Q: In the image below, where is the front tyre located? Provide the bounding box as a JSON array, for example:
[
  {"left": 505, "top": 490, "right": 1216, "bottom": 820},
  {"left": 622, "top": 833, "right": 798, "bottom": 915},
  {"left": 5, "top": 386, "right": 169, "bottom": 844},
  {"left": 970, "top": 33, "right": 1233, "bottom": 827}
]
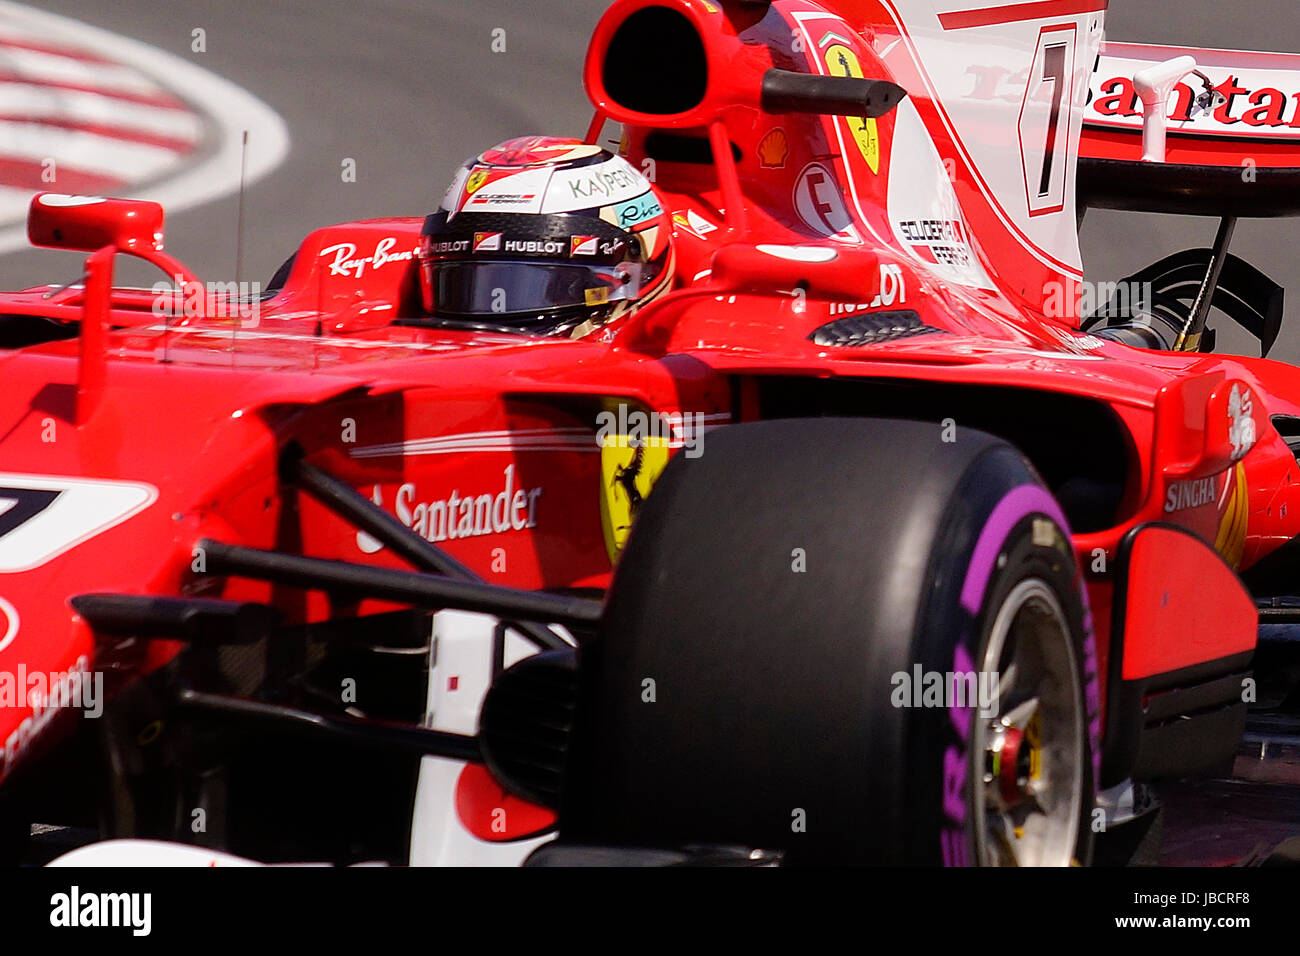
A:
[{"left": 559, "top": 418, "right": 1100, "bottom": 865}]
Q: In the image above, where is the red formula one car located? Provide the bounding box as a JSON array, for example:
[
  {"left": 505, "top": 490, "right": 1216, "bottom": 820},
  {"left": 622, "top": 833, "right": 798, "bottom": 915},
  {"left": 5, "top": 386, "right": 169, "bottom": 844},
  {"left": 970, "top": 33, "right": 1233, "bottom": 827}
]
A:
[{"left": 1, "top": 0, "right": 1298, "bottom": 867}]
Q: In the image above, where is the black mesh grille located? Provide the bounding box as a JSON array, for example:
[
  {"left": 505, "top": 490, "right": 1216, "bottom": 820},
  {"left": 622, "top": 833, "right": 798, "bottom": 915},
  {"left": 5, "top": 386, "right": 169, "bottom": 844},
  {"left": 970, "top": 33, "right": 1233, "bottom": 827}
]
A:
[{"left": 808, "top": 310, "right": 945, "bottom": 347}]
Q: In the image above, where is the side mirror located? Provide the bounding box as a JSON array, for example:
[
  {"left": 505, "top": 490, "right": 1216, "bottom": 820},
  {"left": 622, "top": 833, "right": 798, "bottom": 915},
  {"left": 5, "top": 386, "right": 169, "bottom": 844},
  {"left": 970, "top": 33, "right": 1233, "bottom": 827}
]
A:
[{"left": 27, "top": 193, "right": 165, "bottom": 253}]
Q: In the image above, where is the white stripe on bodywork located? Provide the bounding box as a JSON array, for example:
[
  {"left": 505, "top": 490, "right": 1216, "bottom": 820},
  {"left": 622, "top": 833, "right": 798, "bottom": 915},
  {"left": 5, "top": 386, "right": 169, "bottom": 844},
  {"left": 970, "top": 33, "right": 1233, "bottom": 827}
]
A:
[
  {"left": 0, "top": 473, "right": 157, "bottom": 574},
  {"left": 351, "top": 428, "right": 598, "bottom": 459},
  {"left": 351, "top": 418, "right": 733, "bottom": 459}
]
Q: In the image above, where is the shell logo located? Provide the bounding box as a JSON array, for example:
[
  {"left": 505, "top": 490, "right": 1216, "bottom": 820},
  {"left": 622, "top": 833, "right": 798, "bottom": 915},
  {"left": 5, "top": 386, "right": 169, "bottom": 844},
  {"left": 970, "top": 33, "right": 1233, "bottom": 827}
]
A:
[{"left": 757, "top": 128, "right": 789, "bottom": 169}]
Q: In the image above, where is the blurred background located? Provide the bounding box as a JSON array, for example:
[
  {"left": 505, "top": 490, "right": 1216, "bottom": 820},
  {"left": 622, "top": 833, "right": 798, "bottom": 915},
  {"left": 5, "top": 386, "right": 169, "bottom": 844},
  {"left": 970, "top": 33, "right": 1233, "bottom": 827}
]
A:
[
  {"left": 1, "top": 0, "right": 1298, "bottom": 867},
  {"left": 0, "top": 0, "right": 1296, "bottom": 355}
]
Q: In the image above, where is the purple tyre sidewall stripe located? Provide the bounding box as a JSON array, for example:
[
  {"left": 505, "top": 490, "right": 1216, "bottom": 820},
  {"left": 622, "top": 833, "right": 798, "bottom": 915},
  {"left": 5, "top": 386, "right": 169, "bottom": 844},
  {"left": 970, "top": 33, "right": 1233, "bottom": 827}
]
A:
[
  {"left": 960, "top": 485, "right": 1069, "bottom": 615},
  {"left": 943, "top": 482, "right": 1102, "bottom": 865}
]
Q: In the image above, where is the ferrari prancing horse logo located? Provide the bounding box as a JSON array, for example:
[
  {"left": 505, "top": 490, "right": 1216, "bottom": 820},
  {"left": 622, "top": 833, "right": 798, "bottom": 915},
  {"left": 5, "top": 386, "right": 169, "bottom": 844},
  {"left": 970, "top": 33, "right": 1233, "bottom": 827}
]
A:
[
  {"left": 599, "top": 435, "right": 669, "bottom": 563},
  {"left": 465, "top": 169, "right": 490, "bottom": 195},
  {"left": 824, "top": 43, "right": 881, "bottom": 174}
]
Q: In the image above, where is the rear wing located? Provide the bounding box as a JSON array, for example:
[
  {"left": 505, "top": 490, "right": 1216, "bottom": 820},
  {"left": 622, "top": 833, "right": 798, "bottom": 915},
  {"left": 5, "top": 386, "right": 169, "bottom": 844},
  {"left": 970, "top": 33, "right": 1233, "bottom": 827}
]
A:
[{"left": 1079, "top": 42, "right": 1300, "bottom": 216}]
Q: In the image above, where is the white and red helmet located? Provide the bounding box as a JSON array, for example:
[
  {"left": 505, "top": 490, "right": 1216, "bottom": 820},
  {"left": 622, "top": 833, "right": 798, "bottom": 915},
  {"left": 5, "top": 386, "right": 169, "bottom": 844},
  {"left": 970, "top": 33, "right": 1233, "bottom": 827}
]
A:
[{"left": 419, "top": 136, "right": 674, "bottom": 337}]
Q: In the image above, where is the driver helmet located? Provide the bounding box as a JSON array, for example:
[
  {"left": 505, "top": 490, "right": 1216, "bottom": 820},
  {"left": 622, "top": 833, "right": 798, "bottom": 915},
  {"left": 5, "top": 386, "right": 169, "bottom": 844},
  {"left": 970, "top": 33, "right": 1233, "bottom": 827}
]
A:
[{"left": 418, "top": 136, "right": 674, "bottom": 337}]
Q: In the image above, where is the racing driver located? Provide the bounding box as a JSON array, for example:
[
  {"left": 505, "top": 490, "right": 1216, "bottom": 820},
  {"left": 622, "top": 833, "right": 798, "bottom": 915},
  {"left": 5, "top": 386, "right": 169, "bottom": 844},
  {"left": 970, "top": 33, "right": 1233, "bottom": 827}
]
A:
[{"left": 417, "top": 135, "right": 675, "bottom": 339}]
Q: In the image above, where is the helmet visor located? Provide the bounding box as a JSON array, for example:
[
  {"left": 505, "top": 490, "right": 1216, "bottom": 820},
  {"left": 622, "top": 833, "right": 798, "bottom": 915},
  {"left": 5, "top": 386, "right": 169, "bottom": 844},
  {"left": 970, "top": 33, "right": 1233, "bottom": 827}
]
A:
[{"left": 428, "top": 260, "right": 643, "bottom": 320}]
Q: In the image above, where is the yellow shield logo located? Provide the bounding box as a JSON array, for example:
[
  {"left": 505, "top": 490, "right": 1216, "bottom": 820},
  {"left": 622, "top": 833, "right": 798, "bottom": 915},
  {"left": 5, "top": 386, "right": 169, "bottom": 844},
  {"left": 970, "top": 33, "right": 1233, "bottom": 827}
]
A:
[
  {"left": 824, "top": 44, "right": 880, "bottom": 173},
  {"left": 466, "top": 168, "right": 490, "bottom": 195},
  {"left": 599, "top": 435, "right": 670, "bottom": 563}
]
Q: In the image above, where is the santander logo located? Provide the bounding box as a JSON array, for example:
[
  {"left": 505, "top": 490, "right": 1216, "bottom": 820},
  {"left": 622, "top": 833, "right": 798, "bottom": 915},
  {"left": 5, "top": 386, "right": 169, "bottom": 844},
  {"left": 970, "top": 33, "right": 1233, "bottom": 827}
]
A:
[{"left": 356, "top": 468, "right": 543, "bottom": 554}]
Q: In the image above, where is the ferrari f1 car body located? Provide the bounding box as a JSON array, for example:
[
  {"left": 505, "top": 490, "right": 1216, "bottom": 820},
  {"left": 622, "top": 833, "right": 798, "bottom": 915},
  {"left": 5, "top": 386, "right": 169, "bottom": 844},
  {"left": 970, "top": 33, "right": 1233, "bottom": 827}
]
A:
[{"left": 1, "top": 0, "right": 1299, "bottom": 866}]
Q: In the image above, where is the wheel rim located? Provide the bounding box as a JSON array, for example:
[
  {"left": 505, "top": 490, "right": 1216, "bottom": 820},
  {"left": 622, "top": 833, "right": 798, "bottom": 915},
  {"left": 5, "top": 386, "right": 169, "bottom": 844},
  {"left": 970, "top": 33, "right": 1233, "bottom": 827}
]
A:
[{"left": 971, "top": 577, "right": 1084, "bottom": 867}]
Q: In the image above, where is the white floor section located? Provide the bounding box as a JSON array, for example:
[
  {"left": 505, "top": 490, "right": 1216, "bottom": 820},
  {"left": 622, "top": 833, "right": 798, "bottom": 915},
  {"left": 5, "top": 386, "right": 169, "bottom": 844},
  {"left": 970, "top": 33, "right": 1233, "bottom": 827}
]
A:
[{"left": 409, "top": 610, "right": 558, "bottom": 866}]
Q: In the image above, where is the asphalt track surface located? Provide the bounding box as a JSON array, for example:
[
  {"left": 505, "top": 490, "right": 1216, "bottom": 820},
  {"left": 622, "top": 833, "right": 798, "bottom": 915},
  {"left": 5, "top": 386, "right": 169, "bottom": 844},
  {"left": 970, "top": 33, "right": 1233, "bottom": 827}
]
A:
[{"left": 3, "top": 1, "right": 1300, "bottom": 866}]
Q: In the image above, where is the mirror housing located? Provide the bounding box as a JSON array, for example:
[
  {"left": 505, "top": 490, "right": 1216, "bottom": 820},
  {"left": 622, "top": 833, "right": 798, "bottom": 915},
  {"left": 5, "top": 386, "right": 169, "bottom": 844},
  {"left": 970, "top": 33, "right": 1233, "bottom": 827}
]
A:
[{"left": 27, "top": 193, "right": 165, "bottom": 253}]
